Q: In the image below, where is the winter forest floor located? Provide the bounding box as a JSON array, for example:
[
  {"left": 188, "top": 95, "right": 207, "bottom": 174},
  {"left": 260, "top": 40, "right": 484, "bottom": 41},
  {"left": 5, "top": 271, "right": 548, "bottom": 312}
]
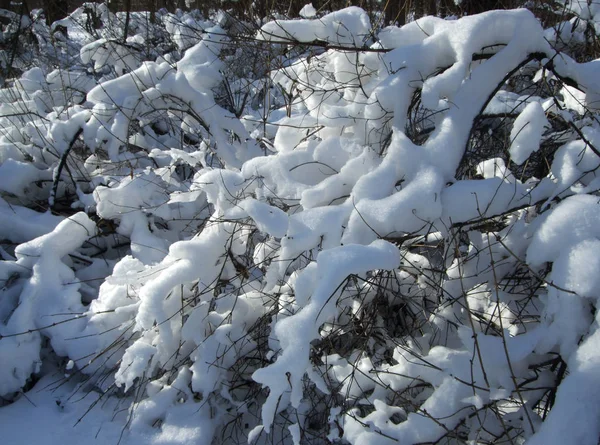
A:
[{"left": 2, "top": 2, "right": 600, "bottom": 445}]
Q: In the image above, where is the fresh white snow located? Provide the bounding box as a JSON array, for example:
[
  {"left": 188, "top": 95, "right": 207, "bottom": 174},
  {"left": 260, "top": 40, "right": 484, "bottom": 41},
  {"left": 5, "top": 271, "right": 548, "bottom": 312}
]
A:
[{"left": 1, "top": 2, "right": 600, "bottom": 445}]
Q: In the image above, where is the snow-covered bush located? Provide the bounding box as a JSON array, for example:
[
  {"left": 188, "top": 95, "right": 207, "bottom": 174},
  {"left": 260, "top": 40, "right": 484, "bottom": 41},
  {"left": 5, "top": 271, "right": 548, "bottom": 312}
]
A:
[{"left": 1, "top": 4, "right": 600, "bottom": 445}]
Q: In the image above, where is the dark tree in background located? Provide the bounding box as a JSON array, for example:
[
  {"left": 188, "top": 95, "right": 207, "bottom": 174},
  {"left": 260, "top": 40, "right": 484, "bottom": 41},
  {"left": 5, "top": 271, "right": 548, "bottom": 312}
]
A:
[
  {"left": 44, "top": 0, "right": 69, "bottom": 24},
  {"left": 0, "top": 0, "right": 557, "bottom": 27}
]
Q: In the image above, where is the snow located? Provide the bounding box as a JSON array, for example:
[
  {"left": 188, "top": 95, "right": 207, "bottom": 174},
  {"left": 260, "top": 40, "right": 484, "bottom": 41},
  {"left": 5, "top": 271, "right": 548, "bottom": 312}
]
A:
[
  {"left": 299, "top": 3, "right": 317, "bottom": 18},
  {"left": 227, "top": 198, "right": 289, "bottom": 238},
  {"left": 1, "top": 4, "right": 600, "bottom": 445},
  {"left": 0, "top": 197, "right": 62, "bottom": 243},
  {"left": 258, "top": 7, "right": 371, "bottom": 46},
  {"left": 252, "top": 240, "right": 400, "bottom": 432},
  {"left": 509, "top": 101, "right": 550, "bottom": 165},
  {"left": 0, "top": 159, "right": 51, "bottom": 197},
  {"left": 526, "top": 194, "right": 600, "bottom": 445},
  {"left": 0, "top": 372, "right": 215, "bottom": 445}
]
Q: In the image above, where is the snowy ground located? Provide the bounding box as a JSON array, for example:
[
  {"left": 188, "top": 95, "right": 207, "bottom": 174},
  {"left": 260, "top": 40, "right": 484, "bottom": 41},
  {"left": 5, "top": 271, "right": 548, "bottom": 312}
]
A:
[
  {"left": 1, "top": 374, "right": 140, "bottom": 445},
  {"left": 1, "top": 371, "right": 210, "bottom": 445}
]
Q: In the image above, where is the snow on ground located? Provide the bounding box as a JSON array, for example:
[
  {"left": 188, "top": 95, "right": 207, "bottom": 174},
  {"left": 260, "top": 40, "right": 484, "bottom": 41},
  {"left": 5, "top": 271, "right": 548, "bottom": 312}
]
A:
[
  {"left": 1, "top": 375, "right": 137, "bottom": 445},
  {"left": 0, "top": 371, "right": 211, "bottom": 445}
]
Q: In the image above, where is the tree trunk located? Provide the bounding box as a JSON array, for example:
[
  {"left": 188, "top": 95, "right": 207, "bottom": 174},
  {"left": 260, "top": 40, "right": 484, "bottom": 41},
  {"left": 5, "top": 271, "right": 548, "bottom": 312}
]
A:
[
  {"left": 123, "top": 0, "right": 131, "bottom": 42},
  {"left": 439, "top": 0, "right": 455, "bottom": 17},
  {"left": 427, "top": 0, "right": 436, "bottom": 16},
  {"left": 385, "top": 0, "right": 408, "bottom": 26}
]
